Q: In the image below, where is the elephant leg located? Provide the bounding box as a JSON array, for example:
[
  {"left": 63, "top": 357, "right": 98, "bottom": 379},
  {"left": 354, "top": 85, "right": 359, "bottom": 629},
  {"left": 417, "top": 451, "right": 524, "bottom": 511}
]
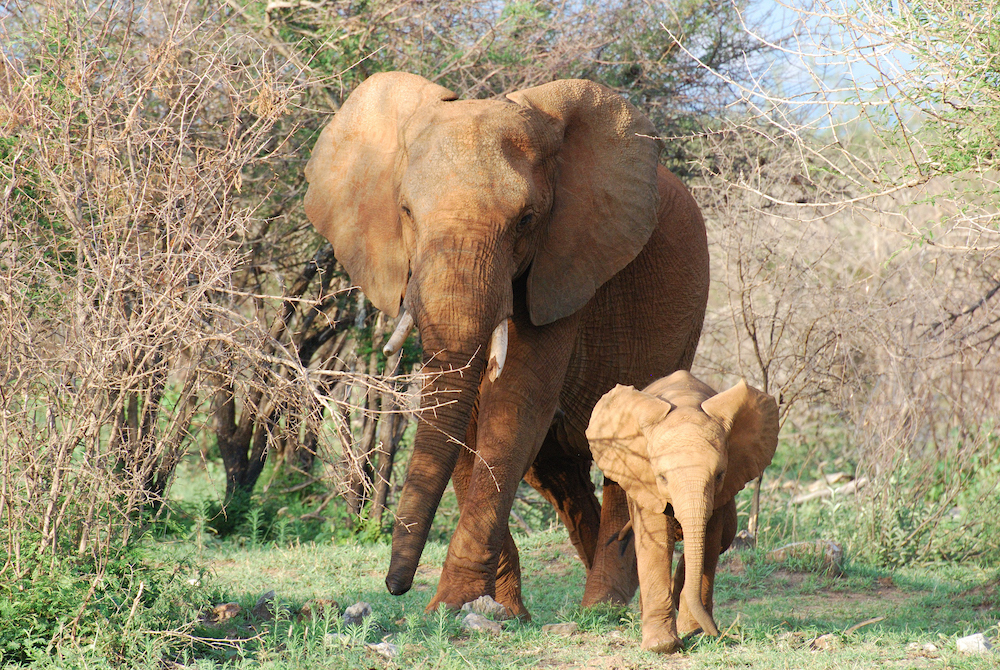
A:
[
  {"left": 628, "top": 497, "right": 680, "bottom": 653},
  {"left": 445, "top": 405, "right": 528, "bottom": 619},
  {"left": 582, "top": 478, "right": 639, "bottom": 607},
  {"left": 523, "top": 422, "right": 601, "bottom": 571},
  {"left": 674, "top": 498, "right": 733, "bottom": 635},
  {"left": 493, "top": 528, "right": 526, "bottom": 618},
  {"left": 428, "top": 309, "right": 579, "bottom": 617}
]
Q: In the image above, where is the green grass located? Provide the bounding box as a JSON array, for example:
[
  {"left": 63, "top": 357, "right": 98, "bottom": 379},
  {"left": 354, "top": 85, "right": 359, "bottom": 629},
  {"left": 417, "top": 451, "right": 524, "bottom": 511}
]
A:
[{"left": 90, "top": 527, "right": 999, "bottom": 670}]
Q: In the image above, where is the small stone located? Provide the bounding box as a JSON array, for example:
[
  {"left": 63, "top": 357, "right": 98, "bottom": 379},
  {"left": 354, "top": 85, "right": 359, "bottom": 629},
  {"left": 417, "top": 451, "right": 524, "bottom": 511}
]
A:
[
  {"left": 461, "top": 595, "right": 510, "bottom": 620},
  {"left": 957, "top": 633, "right": 992, "bottom": 654},
  {"left": 541, "top": 622, "right": 579, "bottom": 636},
  {"left": 908, "top": 641, "right": 939, "bottom": 654},
  {"left": 343, "top": 601, "right": 373, "bottom": 627},
  {"left": 298, "top": 598, "right": 339, "bottom": 622},
  {"left": 366, "top": 641, "right": 399, "bottom": 659},
  {"left": 461, "top": 612, "right": 502, "bottom": 635},
  {"left": 730, "top": 530, "right": 756, "bottom": 550},
  {"left": 811, "top": 633, "right": 840, "bottom": 650},
  {"left": 776, "top": 631, "right": 808, "bottom": 648},
  {"left": 201, "top": 602, "right": 241, "bottom": 624},
  {"left": 252, "top": 590, "right": 276, "bottom": 621}
]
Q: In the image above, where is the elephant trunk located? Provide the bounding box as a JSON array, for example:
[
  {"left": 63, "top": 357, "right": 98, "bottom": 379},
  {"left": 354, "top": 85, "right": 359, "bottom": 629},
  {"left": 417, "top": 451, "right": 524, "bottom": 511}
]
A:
[
  {"left": 386, "top": 348, "right": 483, "bottom": 595},
  {"left": 675, "top": 498, "right": 719, "bottom": 637},
  {"left": 385, "top": 233, "right": 508, "bottom": 596}
]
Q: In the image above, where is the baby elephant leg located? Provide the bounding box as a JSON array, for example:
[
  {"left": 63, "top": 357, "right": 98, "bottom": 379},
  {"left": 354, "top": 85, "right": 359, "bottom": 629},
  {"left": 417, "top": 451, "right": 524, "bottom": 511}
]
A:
[{"left": 629, "top": 497, "right": 681, "bottom": 653}]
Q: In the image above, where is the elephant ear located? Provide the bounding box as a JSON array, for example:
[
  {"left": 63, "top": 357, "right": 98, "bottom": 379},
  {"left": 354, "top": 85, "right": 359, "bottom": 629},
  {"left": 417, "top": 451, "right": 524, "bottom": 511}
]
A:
[
  {"left": 586, "top": 385, "right": 674, "bottom": 513},
  {"left": 701, "top": 380, "right": 780, "bottom": 504},
  {"left": 304, "top": 72, "right": 457, "bottom": 316},
  {"left": 506, "top": 81, "right": 662, "bottom": 326}
]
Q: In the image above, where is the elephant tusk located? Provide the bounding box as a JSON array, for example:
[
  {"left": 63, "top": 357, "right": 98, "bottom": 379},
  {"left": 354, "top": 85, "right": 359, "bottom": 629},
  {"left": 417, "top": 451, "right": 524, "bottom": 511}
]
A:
[
  {"left": 617, "top": 518, "right": 634, "bottom": 544},
  {"left": 383, "top": 309, "right": 415, "bottom": 356},
  {"left": 486, "top": 319, "right": 508, "bottom": 383}
]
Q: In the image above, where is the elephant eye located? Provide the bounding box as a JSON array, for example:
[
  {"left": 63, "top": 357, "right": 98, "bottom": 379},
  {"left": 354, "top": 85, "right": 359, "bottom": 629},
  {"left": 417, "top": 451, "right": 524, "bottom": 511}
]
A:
[
  {"left": 515, "top": 212, "right": 533, "bottom": 232},
  {"left": 400, "top": 204, "right": 412, "bottom": 218},
  {"left": 715, "top": 471, "right": 725, "bottom": 483}
]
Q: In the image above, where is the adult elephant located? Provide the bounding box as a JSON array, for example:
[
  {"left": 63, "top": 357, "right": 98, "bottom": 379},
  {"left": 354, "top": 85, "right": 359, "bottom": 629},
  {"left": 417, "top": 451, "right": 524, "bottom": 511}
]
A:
[{"left": 304, "top": 72, "right": 709, "bottom": 618}]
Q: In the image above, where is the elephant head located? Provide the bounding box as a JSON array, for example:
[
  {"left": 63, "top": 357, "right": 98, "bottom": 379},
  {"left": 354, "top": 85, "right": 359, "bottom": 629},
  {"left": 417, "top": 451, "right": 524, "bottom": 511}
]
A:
[
  {"left": 304, "top": 72, "right": 662, "bottom": 595},
  {"left": 586, "top": 371, "right": 779, "bottom": 636}
]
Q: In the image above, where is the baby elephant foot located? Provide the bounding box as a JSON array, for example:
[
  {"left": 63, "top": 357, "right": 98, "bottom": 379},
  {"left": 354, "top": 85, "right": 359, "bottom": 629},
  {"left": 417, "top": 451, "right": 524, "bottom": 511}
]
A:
[
  {"left": 641, "top": 628, "right": 682, "bottom": 654},
  {"left": 640, "top": 613, "right": 682, "bottom": 654}
]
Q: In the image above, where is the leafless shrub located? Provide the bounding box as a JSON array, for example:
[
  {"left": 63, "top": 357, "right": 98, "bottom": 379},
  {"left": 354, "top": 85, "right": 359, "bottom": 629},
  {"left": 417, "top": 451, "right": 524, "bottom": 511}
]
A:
[
  {"left": 259, "top": 0, "right": 774, "bottom": 117},
  {"left": 676, "top": 0, "right": 1000, "bottom": 561},
  {"left": 0, "top": 0, "right": 379, "bottom": 580}
]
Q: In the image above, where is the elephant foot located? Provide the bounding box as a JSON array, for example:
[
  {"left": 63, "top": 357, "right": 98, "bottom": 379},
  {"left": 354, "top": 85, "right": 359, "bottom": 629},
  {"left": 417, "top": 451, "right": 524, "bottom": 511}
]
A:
[
  {"left": 581, "top": 552, "right": 637, "bottom": 607},
  {"left": 425, "top": 585, "right": 476, "bottom": 615},
  {"left": 425, "top": 590, "right": 528, "bottom": 620},
  {"left": 581, "top": 585, "right": 632, "bottom": 608},
  {"left": 494, "top": 580, "right": 530, "bottom": 620},
  {"left": 427, "top": 573, "right": 530, "bottom": 620},
  {"left": 495, "top": 530, "right": 530, "bottom": 619},
  {"left": 641, "top": 629, "right": 682, "bottom": 654}
]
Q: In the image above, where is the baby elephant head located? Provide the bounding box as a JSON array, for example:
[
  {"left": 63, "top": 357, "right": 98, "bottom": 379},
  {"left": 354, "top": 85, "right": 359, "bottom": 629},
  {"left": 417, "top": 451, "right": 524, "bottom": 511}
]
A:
[{"left": 587, "top": 370, "right": 779, "bottom": 638}]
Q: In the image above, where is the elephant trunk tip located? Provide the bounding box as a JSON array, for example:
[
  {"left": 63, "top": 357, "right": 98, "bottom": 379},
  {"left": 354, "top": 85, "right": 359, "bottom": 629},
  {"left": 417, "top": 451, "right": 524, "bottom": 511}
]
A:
[{"left": 386, "top": 571, "right": 414, "bottom": 596}]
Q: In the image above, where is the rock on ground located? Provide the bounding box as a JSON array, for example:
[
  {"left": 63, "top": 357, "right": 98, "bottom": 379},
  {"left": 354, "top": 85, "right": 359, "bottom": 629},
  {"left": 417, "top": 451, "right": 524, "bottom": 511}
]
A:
[
  {"left": 461, "top": 595, "right": 510, "bottom": 620},
  {"left": 541, "top": 622, "right": 579, "bottom": 636},
  {"left": 297, "top": 598, "right": 339, "bottom": 623},
  {"left": 957, "top": 633, "right": 992, "bottom": 654},
  {"left": 201, "top": 602, "right": 241, "bottom": 624},
  {"left": 343, "top": 601, "right": 373, "bottom": 627},
  {"left": 252, "top": 590, "right": 276, "bottom": 621},
  {"left": 366, "top": 641, "right": 399, "bottom": 659},
  {"left": 461, "top": 612, "right": 502, "bottom": 635},
  {"left": 767, "top": 540, "right": 844, "bottom": 576}
]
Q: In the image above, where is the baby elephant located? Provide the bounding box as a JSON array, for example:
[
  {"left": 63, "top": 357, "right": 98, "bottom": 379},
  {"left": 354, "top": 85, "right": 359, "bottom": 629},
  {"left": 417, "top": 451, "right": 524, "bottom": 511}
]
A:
[{"left": 586, "top": 370, "right": 779, "bottom": 653}]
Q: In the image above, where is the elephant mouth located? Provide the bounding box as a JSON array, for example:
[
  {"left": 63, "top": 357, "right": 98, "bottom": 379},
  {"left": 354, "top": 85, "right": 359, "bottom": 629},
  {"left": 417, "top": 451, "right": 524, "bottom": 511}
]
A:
[{"left": 383, "top": 304, "right": 510, "bottom": 383}]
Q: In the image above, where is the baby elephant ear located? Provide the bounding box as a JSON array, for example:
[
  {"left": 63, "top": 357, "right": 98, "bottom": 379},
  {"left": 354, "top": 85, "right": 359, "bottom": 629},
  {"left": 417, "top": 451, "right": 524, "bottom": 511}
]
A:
[
  {"left": 587, "top": 385, "right": 673, "bottom": 513},
  {"left": 701, "top": 380, "right": 780, "bottom": 505}
]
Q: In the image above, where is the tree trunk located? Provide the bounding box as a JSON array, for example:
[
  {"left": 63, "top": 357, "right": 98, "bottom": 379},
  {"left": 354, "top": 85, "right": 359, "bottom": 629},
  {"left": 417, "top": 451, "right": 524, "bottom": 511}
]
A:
[{"left": 385, "top": 348, "right": 484, "bottom": 595}]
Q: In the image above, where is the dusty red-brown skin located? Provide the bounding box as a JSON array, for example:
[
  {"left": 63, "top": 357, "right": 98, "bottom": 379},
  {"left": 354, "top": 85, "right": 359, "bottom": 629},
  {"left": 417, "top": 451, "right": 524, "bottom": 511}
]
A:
[{"left": 304, "top": 72, "right": 711, "bottom": 619}]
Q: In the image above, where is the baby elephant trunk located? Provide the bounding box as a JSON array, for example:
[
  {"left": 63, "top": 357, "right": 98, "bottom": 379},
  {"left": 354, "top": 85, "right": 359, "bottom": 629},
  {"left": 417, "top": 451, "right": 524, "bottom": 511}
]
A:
[{"left": 675, "top": 501, "right": 720, "bottom": 637}]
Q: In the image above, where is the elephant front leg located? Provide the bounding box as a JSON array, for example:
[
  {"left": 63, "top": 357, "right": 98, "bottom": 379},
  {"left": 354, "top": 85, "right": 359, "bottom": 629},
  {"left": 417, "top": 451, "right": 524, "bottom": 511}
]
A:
[
  {"left": 441, "top": 422, "right": 529, "bottom": 619},
  {"left": 673, "top": 499, "right": 732, "bottom": 635},
  {"left": 429, "top": 311, "right": 578, "bottom": 618},
  {"left": 629, "top": 497, "right": 681, "bottom": 653}
]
